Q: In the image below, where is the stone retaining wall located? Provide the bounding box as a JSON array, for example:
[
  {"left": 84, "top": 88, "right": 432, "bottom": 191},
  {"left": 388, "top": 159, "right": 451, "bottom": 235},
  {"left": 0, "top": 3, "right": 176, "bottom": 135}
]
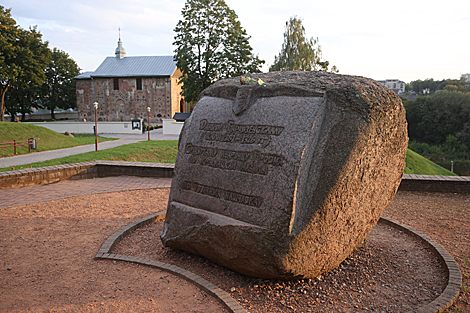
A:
[
  {"left": 1, "top": 163, "right": 469, "bottom": 192},
  {"left": 399, "top": 174, "right": 470, "bottom": 193},
  {"left": 0, "top": 161, "right": 174, "bottom": 189}
]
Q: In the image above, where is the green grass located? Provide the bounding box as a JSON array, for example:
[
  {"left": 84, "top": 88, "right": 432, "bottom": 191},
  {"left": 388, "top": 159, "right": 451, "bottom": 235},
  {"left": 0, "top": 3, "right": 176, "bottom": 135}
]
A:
[
  {"left": 0, "top": 135, "right": 457, "bottom": 177},
  {"left": 404, "top": 149, "right": 457, "bottom": 176},
  {"left": 0, "top": 122, "right": 116, "bottom": 158},
  {"left": 0, "top": 140, "right": 179, "bottom": 172}
]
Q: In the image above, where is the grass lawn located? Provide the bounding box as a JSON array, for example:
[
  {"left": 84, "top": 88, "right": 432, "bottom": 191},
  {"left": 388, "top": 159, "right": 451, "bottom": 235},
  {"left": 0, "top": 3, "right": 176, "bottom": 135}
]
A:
[
  {"left": 404, "top": 149, "right": 456, "bottom": 176},
  {"left": 0, "top": 122, "right": 116, "bottom": 158},
  {"left": 0, "top": 140, "right": 179, "bottom": 172},
  {"left": 0, "top": 135, "right": 459, "bottom": 177}
]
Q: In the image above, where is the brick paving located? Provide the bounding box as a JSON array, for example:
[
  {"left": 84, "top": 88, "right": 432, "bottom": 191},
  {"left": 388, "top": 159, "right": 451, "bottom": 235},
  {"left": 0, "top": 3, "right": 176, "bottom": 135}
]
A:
[{"left": 0, "top": 176, "right": 172, "bottom": 210}]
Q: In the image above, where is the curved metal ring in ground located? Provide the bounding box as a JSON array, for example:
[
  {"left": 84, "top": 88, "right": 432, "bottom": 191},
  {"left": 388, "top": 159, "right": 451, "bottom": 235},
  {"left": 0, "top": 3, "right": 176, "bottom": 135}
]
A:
[{"left": 96, "top": 213, "right": 461, "bottom": 313}]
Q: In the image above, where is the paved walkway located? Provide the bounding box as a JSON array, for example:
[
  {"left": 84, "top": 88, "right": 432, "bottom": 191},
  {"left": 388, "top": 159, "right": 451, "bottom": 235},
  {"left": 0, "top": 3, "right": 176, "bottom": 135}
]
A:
[
  {"left": 0, "top": 128, "right": 179, "bottom": 168},
  {"left": 0, "top": 176, "right": 172, "bottom": 210}
]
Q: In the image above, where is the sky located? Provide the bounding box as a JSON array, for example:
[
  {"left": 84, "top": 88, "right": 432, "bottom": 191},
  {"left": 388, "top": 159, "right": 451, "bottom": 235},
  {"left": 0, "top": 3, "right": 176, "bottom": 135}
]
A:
[{"left": 3, "top": 0, "right": 470, "bottom": 83}]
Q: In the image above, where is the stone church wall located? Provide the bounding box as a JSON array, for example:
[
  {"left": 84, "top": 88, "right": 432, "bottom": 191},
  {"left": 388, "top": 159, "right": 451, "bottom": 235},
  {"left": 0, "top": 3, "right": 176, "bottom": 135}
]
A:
[{"left": 76, "top": 74, "right": 184, "bottom": 123}]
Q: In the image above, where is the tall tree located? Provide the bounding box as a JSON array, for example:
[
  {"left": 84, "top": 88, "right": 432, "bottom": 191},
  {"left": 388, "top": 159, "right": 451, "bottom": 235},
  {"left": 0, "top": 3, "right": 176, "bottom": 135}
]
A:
[
  {"left": 173, "top": 0, "right": 264, "bottom": 103},
  {"left": 4, "top": 84, "right": 38, "bottom": 121},
  {"left": 270, "top": 16, "right": 337, "bottom": 73},
  {"left": 39, "top": 47, "right": 80, "bottom": 119},
  {"left": 0, "top": 6, "right": 50, "bottom": 121}
]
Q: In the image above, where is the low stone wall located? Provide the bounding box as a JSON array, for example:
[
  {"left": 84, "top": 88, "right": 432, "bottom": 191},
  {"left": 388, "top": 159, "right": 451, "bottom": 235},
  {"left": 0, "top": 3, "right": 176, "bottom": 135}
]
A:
[
  {"left": 0, "top": 161, "right": 174, "bottom": 189},
  {"left": 400, "top": 174, "right": 470, "bottom": 193},
  {"left": 162, "top": 119, "right": 184, "bottom": 135},
  {"left": 26, "top": 121, "right": 143, "bottom": 134},
  {"left": 1, "top": 165, "right": 470, "bottom": 192}
]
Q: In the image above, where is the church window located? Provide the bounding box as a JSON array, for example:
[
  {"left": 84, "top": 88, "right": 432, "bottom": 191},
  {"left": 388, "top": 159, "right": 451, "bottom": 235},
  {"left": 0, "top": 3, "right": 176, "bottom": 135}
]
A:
[
  {"left": 136, "top": 78, "right": 142, "bottom": 90},
  {"left": 113, "top": 78, "right": 119, "bottom": 90}
]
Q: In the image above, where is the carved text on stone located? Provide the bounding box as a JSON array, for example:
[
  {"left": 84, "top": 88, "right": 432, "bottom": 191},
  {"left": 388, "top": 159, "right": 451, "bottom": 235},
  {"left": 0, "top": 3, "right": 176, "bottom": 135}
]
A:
[
  {"left": 181, "top": 181, "right": 263, "bottom": 208},
  {"left": 185, "top": 143, "right": 285, "bottom": 175}
]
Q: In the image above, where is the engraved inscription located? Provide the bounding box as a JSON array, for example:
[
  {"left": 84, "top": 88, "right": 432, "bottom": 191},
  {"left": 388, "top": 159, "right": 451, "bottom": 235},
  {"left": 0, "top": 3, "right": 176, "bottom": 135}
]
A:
[
  {"left": 182, "top": 181, "right": 263, "bottom": 208},
  {"left": 199, "top": 119, "right": 284, "bottom": 147},
  {"left": 185, "top": 143, "right": 285, "bottom": 175}
]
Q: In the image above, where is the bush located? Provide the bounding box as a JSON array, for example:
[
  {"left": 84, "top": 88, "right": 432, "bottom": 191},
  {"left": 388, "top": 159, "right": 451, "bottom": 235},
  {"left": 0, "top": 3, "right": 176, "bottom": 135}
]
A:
[
  {"left": 144, "top": 124, "right": 163, "bottom": 131},
  {"left": 408, "top": 136, "right": 469, "bottom": 160}
]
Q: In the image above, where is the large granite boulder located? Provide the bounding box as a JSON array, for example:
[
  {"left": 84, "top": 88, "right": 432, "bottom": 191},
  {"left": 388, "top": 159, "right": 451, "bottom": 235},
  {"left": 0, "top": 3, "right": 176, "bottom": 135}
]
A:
[{"left": 161, "top": 71, "right": 408, "bottom": 279}]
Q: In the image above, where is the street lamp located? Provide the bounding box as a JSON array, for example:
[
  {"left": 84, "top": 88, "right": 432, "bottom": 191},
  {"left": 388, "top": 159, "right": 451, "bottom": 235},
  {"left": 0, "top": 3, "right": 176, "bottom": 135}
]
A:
[
  {"left": 147, "top": 107, "right": 151, "bottom": 141},
  {"left": 94, "top": 102, "right": 98, "bottom": 151}
]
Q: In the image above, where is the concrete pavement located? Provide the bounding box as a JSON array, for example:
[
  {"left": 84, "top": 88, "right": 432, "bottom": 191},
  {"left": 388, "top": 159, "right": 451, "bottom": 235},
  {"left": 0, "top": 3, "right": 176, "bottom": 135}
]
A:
[{"left": 0, "top": 128, "right": 179, "bottom": 168}]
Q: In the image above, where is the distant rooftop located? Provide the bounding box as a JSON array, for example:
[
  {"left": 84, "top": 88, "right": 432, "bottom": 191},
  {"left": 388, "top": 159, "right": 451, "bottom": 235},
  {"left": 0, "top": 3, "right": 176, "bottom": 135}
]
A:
[
  {"left": 74, "top": 56, "right": 177, "bottom": 79},
  {"left": 75, "top": 71, "right": 94, "bottom": 79},
  {"left": 93, "top": 56, "right": 177, "bottom": 77},
  {"left": 74, "top": 34, "right": 178, "bottom": 79},
  {"left": 173, "top": 112, "right": 191, "bottom": 121}
]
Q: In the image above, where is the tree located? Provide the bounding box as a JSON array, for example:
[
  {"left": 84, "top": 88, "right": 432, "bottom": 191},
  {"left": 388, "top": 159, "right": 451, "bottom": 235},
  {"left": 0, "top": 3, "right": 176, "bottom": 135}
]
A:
[
  {"left": 0, "top": 6, "right": 50, "bottom": 121},
  {"left": 270, "top": 16, "right": 337, "bottom": 73},
  {"left": 405, "top": 91, "right": 470, "bottom": 147},
  {"left": 173, "top": 0, "right": 264, "bottom": 103},
  {"left": 410, "top": 77, "right": 468, "bottom": 94},
  {"left": 4, "top": 84, "right": 38, "bottom": 121},
  {"left": 38, "top": 47, "right": 80, "bottom": 119}
]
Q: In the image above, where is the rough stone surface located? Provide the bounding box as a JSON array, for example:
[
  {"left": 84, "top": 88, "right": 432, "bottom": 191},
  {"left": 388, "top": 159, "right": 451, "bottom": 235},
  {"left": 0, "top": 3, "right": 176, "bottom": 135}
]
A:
[{"left": 160, "top": 71, "right": 408, "bottom": 279}]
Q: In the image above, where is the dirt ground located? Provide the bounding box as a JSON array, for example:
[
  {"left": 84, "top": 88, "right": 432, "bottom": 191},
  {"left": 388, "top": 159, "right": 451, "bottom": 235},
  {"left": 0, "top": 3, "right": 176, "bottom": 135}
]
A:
[
  {"left": 0, "top": 189, "right": 227, "bottom": 313},
  {"left": 0, "top": 188, "right": 469, "bottom": 312}
]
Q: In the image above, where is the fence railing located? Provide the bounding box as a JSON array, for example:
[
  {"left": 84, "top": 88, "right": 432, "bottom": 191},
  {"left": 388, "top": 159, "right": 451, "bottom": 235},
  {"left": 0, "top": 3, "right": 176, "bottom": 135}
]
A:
[{"left": 0, "top": 139, "right": 36, "bottom": 155}]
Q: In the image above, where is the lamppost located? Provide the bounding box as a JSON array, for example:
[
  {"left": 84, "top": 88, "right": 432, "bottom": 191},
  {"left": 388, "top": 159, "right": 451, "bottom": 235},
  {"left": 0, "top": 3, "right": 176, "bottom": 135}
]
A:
[
  {"left": 147, "top": 107, "right": 151, "bottom": 141},
  {"left": 94, "top": 102, "right": 98, "bottom": 151}
]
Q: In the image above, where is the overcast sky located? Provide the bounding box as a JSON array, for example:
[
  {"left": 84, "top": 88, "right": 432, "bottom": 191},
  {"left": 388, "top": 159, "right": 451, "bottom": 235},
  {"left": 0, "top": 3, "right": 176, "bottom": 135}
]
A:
[{"left": 3, "top": 0, "right": 469, "bottom": 83}]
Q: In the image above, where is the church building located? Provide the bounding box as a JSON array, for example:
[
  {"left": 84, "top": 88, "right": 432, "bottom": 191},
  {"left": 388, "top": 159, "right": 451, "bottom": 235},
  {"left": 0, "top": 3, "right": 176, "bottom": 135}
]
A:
[{"left": 75, "top": 36, "right": 187, "bottom": 123}]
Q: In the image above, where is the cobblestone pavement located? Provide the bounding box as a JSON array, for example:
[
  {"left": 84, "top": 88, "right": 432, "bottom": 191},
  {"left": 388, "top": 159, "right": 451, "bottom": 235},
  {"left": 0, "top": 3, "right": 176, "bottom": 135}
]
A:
[{"left": 0, "top": 176, "right": 172, "bottom": 209}]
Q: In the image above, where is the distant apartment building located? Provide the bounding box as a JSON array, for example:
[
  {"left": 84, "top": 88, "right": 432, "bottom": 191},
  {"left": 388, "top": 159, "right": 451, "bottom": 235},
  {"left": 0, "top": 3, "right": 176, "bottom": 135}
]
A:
[
  {"left": 75, "top": 36, "right": 187, "bottom": 123},
  {"left": 376, "top": 79, "right": 406, "bottom": 94},
  {"left": 462, "top": 73, "right": 470, "bottom": 88}
]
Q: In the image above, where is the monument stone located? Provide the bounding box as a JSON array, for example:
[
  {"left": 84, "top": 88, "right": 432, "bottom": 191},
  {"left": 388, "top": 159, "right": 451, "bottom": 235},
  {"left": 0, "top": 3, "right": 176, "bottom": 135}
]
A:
[{"left": 161, "top": 71, "right": 408, "bottom": 279}]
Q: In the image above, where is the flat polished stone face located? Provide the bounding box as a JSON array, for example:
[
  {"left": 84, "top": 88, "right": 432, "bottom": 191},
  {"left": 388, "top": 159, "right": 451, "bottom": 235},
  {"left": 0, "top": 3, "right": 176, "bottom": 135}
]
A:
[{"left": 161, "top": 71, "right": 408, "bottom": 279}]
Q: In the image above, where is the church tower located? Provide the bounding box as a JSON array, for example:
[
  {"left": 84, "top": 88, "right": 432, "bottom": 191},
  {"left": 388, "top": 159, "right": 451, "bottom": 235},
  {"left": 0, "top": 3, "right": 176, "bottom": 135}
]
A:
[{"left": 115, "top": 28, "right": 126, "bottom": 59}]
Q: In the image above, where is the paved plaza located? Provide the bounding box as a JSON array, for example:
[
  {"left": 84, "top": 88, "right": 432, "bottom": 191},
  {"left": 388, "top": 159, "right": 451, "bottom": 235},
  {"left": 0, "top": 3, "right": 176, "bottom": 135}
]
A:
[{"left": 0, "top": 176, "right": 172, "bottom": 210}]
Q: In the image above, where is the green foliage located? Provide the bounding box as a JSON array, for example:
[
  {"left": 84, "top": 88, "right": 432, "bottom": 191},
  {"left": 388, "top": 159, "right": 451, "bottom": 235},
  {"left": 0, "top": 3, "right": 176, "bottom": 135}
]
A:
[
  {"left": 0, "top": 140, "right": 179, "bottom": 172},
  {"left": 408, "top": 137, "right": 469, "bottom": 160},
  {"left": 38, "top": 47, "right": 81, "bottom": 119},
  {"left": 173, "top": 0, "right": 264, "bottom": 103},
  {"left": 0, "top": 6, "right": 50, "bottom": 121},
  {"left": 410, "top": 77, "right": 468, "bottom": 94},
  {"left": 404, "top": 149, "right": 457, "bottom": 176},
  {"left": 405, "top": 91, "right": 470, "bottom": 153},
  {"left": 269, "top": 16, "right": 337, "bottom": 73},
  {"left": 443, "top": 85, "right": 458, "bottom": 92},
  {"left": 144, "top": 124, "right": 162, "bottom": 131},
  {"left": 4, "top": 84, "right": 38, "bottom": 121},
  {"left": 0, "top": 121, "right": 115, "bottom": 158}
]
